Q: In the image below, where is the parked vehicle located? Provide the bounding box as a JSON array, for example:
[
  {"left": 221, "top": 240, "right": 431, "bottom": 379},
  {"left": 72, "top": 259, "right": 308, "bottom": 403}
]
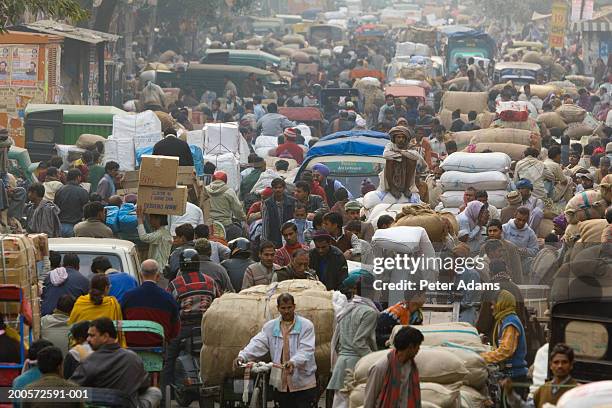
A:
[
  {"left": 24, "top": 104, "right": 125, "bottom": 162},
  {"left": 493, "top": 62, "right": 542, "bottom": 86},
  {"left": 48, "top": 237, "right": 141, "bottom": 281},
  {"left": 200, "top": 49, "right": 281, "bottom": 69},
  {"left": 444, "top": 28, "right": 496, "bottom": 73}
]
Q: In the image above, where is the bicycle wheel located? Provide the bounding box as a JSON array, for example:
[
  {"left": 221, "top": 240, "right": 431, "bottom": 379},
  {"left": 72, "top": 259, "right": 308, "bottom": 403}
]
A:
[{"left": 250, "top": 386, "right": 261, "bottom": 408}]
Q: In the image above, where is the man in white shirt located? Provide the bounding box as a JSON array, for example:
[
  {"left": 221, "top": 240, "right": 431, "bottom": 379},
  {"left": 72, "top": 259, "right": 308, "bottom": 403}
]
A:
[{"left": 169, "top": 202, "right": 204, "bottom": 236}]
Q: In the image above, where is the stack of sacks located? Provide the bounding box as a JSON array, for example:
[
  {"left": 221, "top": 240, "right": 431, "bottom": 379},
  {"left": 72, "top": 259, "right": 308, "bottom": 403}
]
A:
[
  {"left": 366, "top": 203, "right": 410, "bottom": 229},
  {"left": 555, "top": 104, "right": 593, "bottom": 140},
  {"left": 458, "top": 127, "right": 540, "bottom": 161},
  {"left": 537, "top": 111, "right": 567, "bottom": 135},
  {"left": 438, "top": 152, "right": 512, "bottom": 211},
  {"left": 200, "top": 279, "right": 334, "bottom": 386},
  {"left": 438, "top": 91, "right": 493, "bottom": 130},
  {"left": 362, "top": 189, "right": 419, "bottom": 217},
  {"left": 548, "top": 81, "right": 579, "bottom": 97},
  {"left": 529, "top": 84, "right": 562, "bottom": 99},
  {"left": 346, "top": 323, "right": 490, "bottom": 408}
]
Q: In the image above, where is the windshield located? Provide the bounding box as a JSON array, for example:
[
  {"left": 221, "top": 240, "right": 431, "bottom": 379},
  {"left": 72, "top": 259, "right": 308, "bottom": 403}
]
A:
[
  {"left": 54, "top": 252, "right": 123, "bottom": 279},
  {"left": 308, "top": 158, "right": 384, "bottom": 197}
]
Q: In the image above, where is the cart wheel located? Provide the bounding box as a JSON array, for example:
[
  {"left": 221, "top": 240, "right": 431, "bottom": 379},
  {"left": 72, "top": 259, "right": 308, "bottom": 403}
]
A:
[
  {"left": 174, "top": 386, "right": 194, "bottom": 407},
  {"left": 250, "top": 386, "right": 261, "bottom": 408}
]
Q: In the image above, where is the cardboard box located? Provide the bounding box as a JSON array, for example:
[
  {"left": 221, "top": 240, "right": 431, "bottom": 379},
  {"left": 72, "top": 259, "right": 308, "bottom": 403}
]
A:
[
  {"left": 139, "top": 155, "right": 179, "bottom": 187},
  {"left": 177, "top": 166, "right": 195, "bottom": 186},
  {"left": 121, "top": 170, "right": 140, "bottom": 189},
  {"left": 138, "top": 185, "right": 187, "bottom": 215}
]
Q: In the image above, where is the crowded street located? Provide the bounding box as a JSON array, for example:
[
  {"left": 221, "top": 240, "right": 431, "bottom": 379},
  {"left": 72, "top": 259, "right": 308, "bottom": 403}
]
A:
[{"left": 0, "top": 0, "right": 612, "bottom": 407}]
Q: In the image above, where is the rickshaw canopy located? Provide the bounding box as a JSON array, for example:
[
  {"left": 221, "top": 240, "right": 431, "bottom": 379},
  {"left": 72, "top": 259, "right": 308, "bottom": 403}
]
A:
[{"left": 278, "top": 107, "right": 323, "bottom": 122}]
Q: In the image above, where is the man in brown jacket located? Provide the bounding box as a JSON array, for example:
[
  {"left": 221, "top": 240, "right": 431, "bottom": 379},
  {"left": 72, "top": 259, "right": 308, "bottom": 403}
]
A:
[{"left": 73, "top": 201, "right": 113, "bottom": 238}]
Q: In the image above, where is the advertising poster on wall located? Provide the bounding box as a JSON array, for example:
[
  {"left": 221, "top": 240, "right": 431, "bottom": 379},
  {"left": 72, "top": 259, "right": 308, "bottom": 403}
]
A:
[
  {"left": 11, "top": 46, "right": 38, "bottom": 87},
  {"left": 0, "top": 47, "right": 10, "bottom": 87}
]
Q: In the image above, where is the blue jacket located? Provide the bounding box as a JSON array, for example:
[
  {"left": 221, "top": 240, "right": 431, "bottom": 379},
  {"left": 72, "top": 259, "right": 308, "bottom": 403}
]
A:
[
  {"left": 499, "top": 314, "right": 528, "bottom": 378},
  {"left": 41, "top": 268, "right": 89, "bottom": 316},
  {"left": 106, "top": 270, "right": 138, "bottom": 303},
  {"left": 502, "top": 219, "right": 539, "bottom": 257}
]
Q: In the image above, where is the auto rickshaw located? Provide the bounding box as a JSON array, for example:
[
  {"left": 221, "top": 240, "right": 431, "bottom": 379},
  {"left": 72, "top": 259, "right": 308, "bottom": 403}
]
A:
[
  {"left": 549, "top": 244, "right": 612, "bottom": 382},
  {"left": 493, "top": 62, "right": 543, "bottom": 86},
  {"left": 278, "top": 107, "right": 324, "bottom": 138}
]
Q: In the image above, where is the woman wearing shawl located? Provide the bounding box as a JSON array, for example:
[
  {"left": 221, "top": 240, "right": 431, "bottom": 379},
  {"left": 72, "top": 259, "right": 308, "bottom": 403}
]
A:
[
  {"left": 364, "top": 326, "right": 424, "bottom": 408},
  {"left": 481, "top": 290, "right": 528, "bottom": 397},
  {"left": 456, "top": 200, "right": 489, "bottom": 255},
  {"left": 69, "top": 274, "right": 126, "bottom": 346},
  {"left": 328, "top": 270, "right": 379, "bottom": 408}
]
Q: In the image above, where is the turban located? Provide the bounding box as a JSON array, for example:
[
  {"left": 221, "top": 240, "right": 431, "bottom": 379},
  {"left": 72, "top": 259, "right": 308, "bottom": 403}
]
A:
[
  {"left": 312, "top": 163, "right": 330, "bottom": 177},
  {"left": 342, "top": 269, "right": 374, "bottom": 289},
  {"left": 516, "top": 179, "right": 533, "bottom": 190}
]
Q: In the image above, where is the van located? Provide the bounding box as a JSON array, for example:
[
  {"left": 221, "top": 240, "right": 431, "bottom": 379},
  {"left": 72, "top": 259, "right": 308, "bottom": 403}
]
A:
[
  {"left": 200, "top": 49, "right": 281, "bottom": 70},
  {"left": 49, "top": 238, "right": 141, "bottom": 282}
]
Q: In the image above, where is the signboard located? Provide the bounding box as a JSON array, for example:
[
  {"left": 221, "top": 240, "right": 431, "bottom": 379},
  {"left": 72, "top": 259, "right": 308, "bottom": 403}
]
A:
[
  {"left": 550, "top": 1, "right": 568, "bottom": 49},
  {"left": 0, "top": 47, "right": 10, "bottom": 87},
  {"left": 11, "top": 46, "right": 38, "bottom": 87},
  {"left": 571, "top": 0, "right": 594, "bottom": 22}
]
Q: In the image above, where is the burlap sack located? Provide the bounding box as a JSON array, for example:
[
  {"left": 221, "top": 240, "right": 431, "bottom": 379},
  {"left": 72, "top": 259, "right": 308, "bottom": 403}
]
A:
[
  {"left": 200, "top": 293, "right": 269, "bottom": 385},
  {"left": 349, "top": 383, "right": 365, "bottom": 408},
  {"left": 537, "top": 112, "right": 567, "bottom": 130},
  {"left": 416, "top": 348, "right": 469, "bottom": 384},
  {"left": 494, "top": 117, "right": 541, "bottom": 134},
  {"left": 444, "top": 77, "right": 469, "bottom": 89},
  {"left": 393, "top": 204, "right": 455, "bottom": 243},
  {"left": 292, "top": 51, "right": 311, "bottom": 63},
  {"left": 302, "top": 47, "right": 319, "bottom": 56},
  {"left": 442, "top": 91, "right": 488, "bottom": 114},
  {"left": 399, "top": 66, "right": 428, "bottom": 80},
  {"left": 600, "top": 175, "right": 612, "bottom": 203},
  {"left": 565, "top": 75, "right": 595, "bottom": 88},
  {"left": 354, "top": 350, "right": 388, "bottom": 384},
  {"left": 565, "top": 190, "right": 606, "bottom": 224},
  {"left": 522, "top": 51, "right": 543, "bottom": 65},
  {"left": 76, "top": 133, "right": 106, "bottom": 149},
  {"left": 477, "top": 111, "right": 497, "bottom": 129},
  {"left": 440, "top": 212, "right": 459, "bottom": 236},
  {"left": 274, "top": 47, "right": 295, "bottom": 57},
  {"left": 465, "top": 143, "right": 526, "bottom": 161},
  {"left": 158, "top": 50, "right": 176, "bottom": 63},
  {"left": 577, "top": 219, "right": 607, "bottom": 243},
  {"left": 565, "top": 122, "right": 594, "bottom": 139},
  {"left": 282, "top": 34, "right": 306, "bottom": 45},
  {"left": 550, "top": 63, "right": 566, "bottom": 80},
  {"left": 460, "top": 385, "right": 489, "bottom": 408},
  {"left": 467, "top": 128, "right": 535, "bottom": 147},
  {"left": 537, "top": 218, "right": 555, "bottom": 239},
  {"left": 451, "top": 130, "right": 477, "bottom": 149},
  {"left": 443, "top": 347, "right": 488, "bottom": 389},
  {"left": 540, "top": 55, "right": 554, "bottom": 68},
  {"left": 529, "top": 84, "right": 561, "bottom": 99},
  {"left": 556, "top": 104, "right": 587, "bottom": 123},
  {"left": 421, "top": 382, "right": 461, "bottom": 408}
]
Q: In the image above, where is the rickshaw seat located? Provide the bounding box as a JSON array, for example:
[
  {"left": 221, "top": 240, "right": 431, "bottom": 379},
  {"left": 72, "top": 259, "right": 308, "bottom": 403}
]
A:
[{"left": 115, "top": 320, "right": 165, "bottom": 373}]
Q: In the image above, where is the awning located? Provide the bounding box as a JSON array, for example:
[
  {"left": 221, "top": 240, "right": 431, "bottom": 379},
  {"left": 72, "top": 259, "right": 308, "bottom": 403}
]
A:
[
  {"left": 17, "top": 20, "right": 120, "bottom": 44},
  {"left": 531, "top": 12, "right": 551, "bottom": 21},
  {"left": 384, "top": 85, "right": 426, "bottom": 98},
  {"left": 572, "top": 20, "right": 612, "bottom": 32}
]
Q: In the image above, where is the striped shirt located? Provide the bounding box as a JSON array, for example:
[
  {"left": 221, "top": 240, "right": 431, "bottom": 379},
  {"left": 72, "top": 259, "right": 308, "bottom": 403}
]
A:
[{"left": 167, "top": 271, "right": 220, "bottom": 325}]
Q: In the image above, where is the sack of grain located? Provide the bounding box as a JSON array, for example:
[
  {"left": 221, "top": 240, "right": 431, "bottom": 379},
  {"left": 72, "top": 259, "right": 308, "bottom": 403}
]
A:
[
  {"left": 439, "top": 190, "right": 508, "bottom": 209},
  {"left": 415, "top": 348, "right": 469, "bottom": 384},
  {"left": 158, "top": 50, "right": 177, "bottom": 63},
  {"left": 493, "top": 116, "right": 541, "bottom": 135},
  {"left": 274, "top": 47, "right": 295, "bottom": 57},
  {"left": 477, "top": 111, "right": 497, "bottom": 129},
  {"left": 349, "top": 383, "right": 365, "bottom": 408},
  {"left": 550, "top": 63, "right": 566, "bottom": 80},
  {"left": 537, "top": 218, "right": 555, "bottom": 239},
  {"left": 465, "top": 143, "right": 526, "bottom": 161},
  {"left": 538, "top": 112, "right": 567, "bottom": 130},
  {"left": 442, "top": 346, "right": 488, "bottom": 389},
  {"left": 460, "top": 385, "right": 489, "bottom": 408},
  {"left": 442, "top": 91, "right": 488, "bottom": 114},
  {"left": 556, "top": 104, "right": 587, "bottom": 123},
  {"left": 76, "top": 133, "right": 106, "bottom": 149},
  {"left": 440, "top": 212, "right": 459, "bottom": 236},
  {"left": 421, "top": 383, "right": 461, "bottom": 408},
  {"left": 366, "top": 203, "right": 410, "bottom": 228},
  {"left": 565, "top": 75, "right": 595, "bottom": 89},
  {"left": 444, "top": 77, "right": 469, "bottom": 89},
  {"left": 577, "top": 219, "right": 607, "bottom": 243},
  {"left": 522, "top": 51, "right": 543, "bottom": 65},
  {"left": 292, "top": 51, "right": 311, "bottom": 63},
  {"left": 440, "top": 171, "right": 509, "bottom": 191},
  {"left": 246, "top": 37, "right": 263, "bottom": 46},
  {"left": 399, "top": 66, "right": 428, "bottom": 81},
  {"left": 200, "top": 294, "right": 269, "bottom": 385},
  {"left": 393, "top": 205, "right": 455, "bottom": 243},
  {"left": 390, "top": 322, "right": 483, "bottom": 348},
  {"left": 529, "top": 84, "right": 561, "bottom": 99},
  {"left": 564, "top": 190, "right": 606, "bottom": 224},
  {"left": 540, "top": 55, "right": 554, "bottom": 68},
  {"left": 451, "top": 130, "right": 477, "bottom": 150},
  {"left": 565, "top": 122, "right": 594, "bottom": 139},
  {"left": 362, "top": 190, "right": 414, "bottom": 210},
  {"left": 282, "top": 34, "right": 306, "bottom": 45},
  {"left": 354, "top": 350, "right": 388, "bottom": 384},
  {"left": 371, "top": 226, "right": 430, "bottom": 254},
  {"left": 467, "top": 128, "right": 534, "bottom": 147},
  {"left": 302, "top": 47, "right": 319, "bottom": 56},
  {"left": 440, "top": 152, "right": 512, "bottom": 173}
]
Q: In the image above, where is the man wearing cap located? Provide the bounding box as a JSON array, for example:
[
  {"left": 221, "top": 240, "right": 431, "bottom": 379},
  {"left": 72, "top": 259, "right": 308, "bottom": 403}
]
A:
[
  {"left": 204, "top": 171, "right": 246, "bottom": 240},
  {"left": 309, "top": 230, "right": 348, "bottom": 291},
  {"left": 514, "top": 147, "right": 554, "bottom": 200},
  {"left": 312, "top": 163, "right": 352, "bottom": 207},
  {"left": 516, "top": 178, "right": 544, "bottom": 232},
  {"left": 274, "top": 128, "right": 304, "bottom": 164},
  {"left": 345, "top": 200, "right": 374, "bottom": 242},
  {"left": 501, "top": 191, "right": 523, "bottom": 225},
  {"left": 328, "top": 270, "right": 378, "bottom": 408},
  {"left": 577, "top": 171, "right": 596, "bottom": 192}
]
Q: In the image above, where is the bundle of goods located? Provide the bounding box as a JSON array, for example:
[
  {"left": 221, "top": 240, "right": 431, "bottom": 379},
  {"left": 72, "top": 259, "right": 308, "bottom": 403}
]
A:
[
  {"left": 200, "top": 280, "right": 334, "bottom": 386},
  {"left": 465, "top": 142, "right": 527, "bottom": 161},
  {"left": 439, "top": 190, "right": 508, "bottom": 210},
  {"left": 291, "top": 51, "right": 311, "bottom": 63},
  {"left": 565, "top": 121, "right": 595, "bottom": 139},
  {"left": 253, "top": 135, "right": 278, "bottom": 158},
  {"left": 371, "top": 226, "right": 434, "bottom": 255},
  {"left": 556, "top": 104, "right": 587, "bottom": 124},
  {"left": 577, "top": 218, "right": 608, "bottom": 243},
  {"left": 528, "top": 84, "right": 562, "bottom": 99},
  {"left": 346, "top": 322, "right": 490, "bottom": 408},
  {"left": 440, "top": 110, "right": 496, "bottom": 132},
  {"left": 539, "top": 55, "right": 554, "bottom": 68},
  {"left": 444, "top": 76, "right": 469, "bottom": 89},
  {"left": 158, "top": 50, "right": 177, "bottom": 63},
  {"left": 274, "top": 47, "right": 295, "bottom": 57},
  {"left": 537, "top": 112, "right": 567, "bottom": 130},
  {"left": 393, "top": 204, "right": 459, "bottom": 242},
  {"left": 441, "top": 91, "right": 488, "bottom": 115},
  {"left": 353, "top": 76, "right": 381, "bottom": 91},
  {"left": 440, "top": 170, "right": 509, "bottom": 191},
  {"left": 264, "top": 38, "right": 283, "bottom": 49},
  {"left": 395, "top": 41, "right": 431, "bottom": 57},
  {"left": 398, "top": 66, "right": 428, "bottom": 81},
  {"left": 362, "top": 189, "right": 416, "bottom": 211},
  {"left": 302, "top": 47, "right": 319, "bottom": 56},
  {"left": 550, "top": 64, "right": 566, "bottom": 81},
  {"left": 564, "top": 190, "right": 607, "bottom": 224},
  {"left": 365, "top": 203, "right": 411, "bottom": 228},
  {"left": 495, "top": 101, "right": 530, "bottom": 122},
  {"left": 547, "top": 81, "right": 578, "bottom": 96},
  {"left": 76, "top": 133, "right": 106, "bottom": 150},
  {"left": 204, "top": 153, "right": 240, "bottom": 193},
  {"left": 466, "top": 127, "right": 540, "bottom": 149},
  {"left": 491, "top": 116, "right": 541, "bottom": 135},
  {"left": 521, "top": 51, "right": 543, "bottom": 65},
  {"left": 440, "top": 152, "right": 512, "bottom": 173},
  {"left": 137, "top": 155, "right": 187, "bottom": 216},
  {"left": 564, "top": 75, "right": 595, "bottom": 89},
  {"left": 281, "top": 34, "right": 306, "bottom": 46},
  {"left": 246, "top": 37, "right": 263, "bottom": 46}
]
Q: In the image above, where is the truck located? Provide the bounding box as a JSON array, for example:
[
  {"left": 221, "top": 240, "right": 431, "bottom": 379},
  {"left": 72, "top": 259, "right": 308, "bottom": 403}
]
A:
[{"left": 444, "top": 28, "right": 496, "bottom": 74}]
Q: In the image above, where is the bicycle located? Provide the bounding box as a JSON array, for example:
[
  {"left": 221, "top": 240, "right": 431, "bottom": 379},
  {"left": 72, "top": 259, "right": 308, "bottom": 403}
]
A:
[{"left": 238, "top": 361, "right": 282, "bottom": 408}]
